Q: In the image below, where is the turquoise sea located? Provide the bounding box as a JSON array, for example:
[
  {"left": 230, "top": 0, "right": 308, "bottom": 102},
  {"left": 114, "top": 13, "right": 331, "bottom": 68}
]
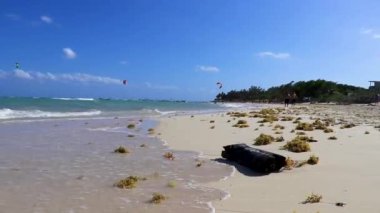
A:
[{"left": 0, "top": 97, "right": 231, "bottom": 120}]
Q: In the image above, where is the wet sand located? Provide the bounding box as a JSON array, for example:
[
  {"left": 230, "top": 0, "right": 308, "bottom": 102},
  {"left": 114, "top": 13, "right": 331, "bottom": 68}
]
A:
[
  {"left": 157, "top": 104, "right": 380, "bottom": 213},
  {"left": 0, "top": 117, "right": 232, "bottom": 213}
]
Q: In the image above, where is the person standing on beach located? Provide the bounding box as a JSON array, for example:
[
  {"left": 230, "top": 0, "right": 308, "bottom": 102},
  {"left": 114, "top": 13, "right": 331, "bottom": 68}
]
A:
[
  {"left": 284, "top": 93, "right": 290, "bottom": 107},
  {"left": 291, "top": 92, "right": 297, "bottom": 105}
]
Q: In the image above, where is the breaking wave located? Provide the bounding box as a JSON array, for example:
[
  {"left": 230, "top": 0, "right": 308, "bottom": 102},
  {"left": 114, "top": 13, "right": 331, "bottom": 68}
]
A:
[{"left": 0, "top": 108, "right": 101, "bottom": 120}]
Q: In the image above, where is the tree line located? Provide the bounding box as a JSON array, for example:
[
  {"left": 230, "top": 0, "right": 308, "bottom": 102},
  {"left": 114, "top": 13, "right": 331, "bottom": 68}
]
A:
[{"left": 215, "top": 79, "right": 378, "bottom": 104}]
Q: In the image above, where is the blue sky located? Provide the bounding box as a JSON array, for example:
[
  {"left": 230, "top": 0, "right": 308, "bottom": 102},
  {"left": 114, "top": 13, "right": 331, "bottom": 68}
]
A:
[{"left": 1, "top": 0, "right": 380, "bottom": 100}]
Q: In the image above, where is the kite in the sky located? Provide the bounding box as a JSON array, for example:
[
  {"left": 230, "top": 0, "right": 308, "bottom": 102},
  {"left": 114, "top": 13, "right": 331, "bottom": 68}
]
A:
[
  {"left": 15, "top": 62, "right": 20, "bottom": 69},
  {"left": 216, "top": 82, "right": 223, "bottom": 89},
  {"left": 122, "top": 80, "right": 128, "bottom": 85}
]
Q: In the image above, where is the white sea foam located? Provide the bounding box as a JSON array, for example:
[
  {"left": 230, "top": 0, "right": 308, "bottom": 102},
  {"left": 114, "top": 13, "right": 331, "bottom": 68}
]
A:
[
  {"left": 53, "top": 98, "right": 95, "bottom": 101},
  {"left": 154, "top": 109, "right": 177, "bottom": 115},
  {"left": 0, "top": 108, "right": 101, "bottom": 120}
]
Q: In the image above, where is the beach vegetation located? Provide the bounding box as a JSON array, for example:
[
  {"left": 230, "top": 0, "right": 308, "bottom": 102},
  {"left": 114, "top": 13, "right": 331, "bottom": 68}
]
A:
[
  {"left": 148, "top": 128, "right": 155, "bottom": 134},
  {"left": 365, "top": 131, "right": 370, "bottom": 134},
  {"left": 281, "top": 116, "right": 294, "bottom": 121},
  {"left": 254, "top": 133, "right": 274, "bottom": 145},
  {"left": 114, "top": 176, "right": 146, "bottom": 189},
  {"left": 328, "top": 136, "right": 337, "bottom": 140},
  {"left": 296, "top": 122, "right": 314, "bottom": 131},
  {"left": 167, "top": 181, "right": 176, "bottom": 188},
  {"left": 215, "top": 79, "right": 376, "bottom": 104},
  {"left": 302, "top": 193, "right": 322, "bottom": 204},
  {"left": 114, "top": 146, "right": 129, "bottom": 154},
  {"left": 323, "top": 128, "right": 334, "bottom": 133},
  {"left": 297, "top": 136, "right": 317, "bottom": 142},
  {"left": 233, "top": 120, "right": 249, "bottom": 128},
  {"left": 210, "top": 125, "right": 215, "bottom": 129},
  {"left": 296, "top": 131, "right": 306, "bottom": 135},
  {"left": 163, "top": 152, "right": 175, "bottom": 160},
  {"left": 340, "top": 123, "right": 356, "bottom": 129},
  {"left": 284, "top": 157, "right": 295, "bottom": 170},
  {"left": 307, "top": 155, "right": 319, "bottom": 165},
  {"left": 128, "top": 134, "right": 135, "bottom": 137},
  {"left": 275, "top": 136, "right": 284, "bottom": 142},
  {"left": 274, "top": 131, "right": 283, "bottom": 134},
  {"left": 127, "top": 124, "right": 135, "bottom": 129},
  {"left": 283, "top": 137, "right": 311, "bottom": 152},
  {"left": 210, "top": 120, "right": 215, "bottom": 123},
  {"left": 274, "top": 124, "right": 285, "bottom": 129},
  {"left": 150, "top": 193, "right": 167, "bottom": 204},
  {"left": 227, "top": 112, "right": 248, "bottom": 117}
]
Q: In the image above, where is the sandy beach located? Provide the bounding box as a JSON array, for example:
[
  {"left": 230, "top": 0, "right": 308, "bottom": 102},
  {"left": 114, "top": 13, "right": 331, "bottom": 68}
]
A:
[{"left": 157, "top": 104, "right": 380, "bottom": 213}]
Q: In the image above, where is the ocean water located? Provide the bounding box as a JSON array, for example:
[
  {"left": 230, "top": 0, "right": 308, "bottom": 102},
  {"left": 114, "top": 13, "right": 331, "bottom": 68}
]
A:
[
  {"left": 0, "top": 97, "right": 228, "bottom": 120},
  {"left": 0, "top": 97, "right": 267, "bottom": 212}
]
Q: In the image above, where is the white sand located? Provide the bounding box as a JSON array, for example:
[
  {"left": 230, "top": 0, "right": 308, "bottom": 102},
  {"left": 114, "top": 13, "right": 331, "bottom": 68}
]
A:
[{"left": 157, "top": 104, "right": 380, "bottom": 213}]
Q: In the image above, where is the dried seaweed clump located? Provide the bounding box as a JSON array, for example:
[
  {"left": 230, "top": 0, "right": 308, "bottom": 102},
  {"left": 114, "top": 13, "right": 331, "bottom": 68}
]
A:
[
  {"left": 150, "top": 193, "right": 167, "bottom": 204},
  {"left": 302, "top": 193, "right": 322, "bottom": 204},
  {"left": 284, "top": 157, "right": 295, "bottom": 170},
  {"left": 281, "top": 116, "right": 294, "bottom": 121},
  {"left": 297, "top": 136, "right": 317, "bottom": 142},
  {"left": 340, "top": 123, "right": 356, "bottom": 129},
  {"left": 232, "top": 120, "right": 249, "bottom": 128},
  {"left": 255, "top": 108, "right": 280, "bottom": 123},
  {"left": 275, "top": 136, "right": 284, "bottom": 142},
  {"left": 307, "top": 155, "right": 319, "bottom": 165},
  {"left": 114, "top": 146, "right": 129, "bottom": 154},
  {"left": 283, "top": 137, "right": 311, "bottom": 152},
  {"left": 274, "top": 124, "right": 285, "bottom": 130},
  {"left": 254, "top": 133, "right": 274, "bottom": 145},
  {"left": 127, "top": 124, "right": 136, "bottom": 129},
  {"left": 328, "top": 136, "right": 337, "bottom": 140},
  {"left": 365, "top": 131, "right": 370, "bottom": 134},
  {"left": 323, "top": 128, "right": 334, "bottom": 133},
  {"left": 167, "top": 181, "right": 176, "bottom": 188},
  {"left": 296, "top": 122, "right": 314, "bottom": 131},
  {"left": 114, "top": 176, "right": 146, "bottom": 189},
  {"left": 163, "top": 152, "right": 175, "bottom": 160},
  {"left": 227, "top": 111, "right": 248, "bottom": 118},
  {"left": 312, "top": 119, "right": 329, "bottom": 130}
]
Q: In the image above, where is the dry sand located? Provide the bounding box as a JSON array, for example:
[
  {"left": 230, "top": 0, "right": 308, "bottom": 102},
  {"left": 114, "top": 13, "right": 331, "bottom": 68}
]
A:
[{"left": 157, "top": 104, "right": 380, "bottom": 213}]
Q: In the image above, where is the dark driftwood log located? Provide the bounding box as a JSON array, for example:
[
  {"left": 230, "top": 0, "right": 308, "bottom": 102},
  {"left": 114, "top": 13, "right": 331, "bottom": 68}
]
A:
[{"left": 221, "top": 143, "right": 286, "bottom": 173}]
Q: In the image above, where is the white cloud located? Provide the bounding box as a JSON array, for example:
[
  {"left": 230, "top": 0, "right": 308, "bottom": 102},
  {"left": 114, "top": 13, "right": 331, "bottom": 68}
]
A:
[
  {"left": 360, "top": 28, "right": 380, "bottom": 39},
  {"left": 196, "top": 65, "right": 220, "bottom": 73},
  {"left": 5, "top": 13, "right": 21, "bottom": 21},
  {"left": 257, "top": 51, "right": 291, "bottom": 59},
  {"left": 2, "top": 69, "right": 121, "bottom": 84},
  {"left": 145, "top": 82, "right": 178, "bottom": 90},
  {"left": 40, "top": 15, "right": 53, "bottom": 24},
  {"left": 63, "top": 48, "right": 77, "bottom": 59},
  {"left": 361, "top": 28, "right": 374, "bottom": 34},
  {"left": 59, "top": 73, "right": 120, "bottom": 84},
  {"left": 14, "top": 69, "right": 33, "bottom": 79},
  {"left": 120, "top": 60, "right": 128, "bottom": 65}
]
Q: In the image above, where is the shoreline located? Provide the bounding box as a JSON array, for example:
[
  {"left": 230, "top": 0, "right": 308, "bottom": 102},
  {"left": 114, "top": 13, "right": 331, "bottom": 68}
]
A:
[{"left": 156, "top": 104, "right": 380, "bottom": 212}]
